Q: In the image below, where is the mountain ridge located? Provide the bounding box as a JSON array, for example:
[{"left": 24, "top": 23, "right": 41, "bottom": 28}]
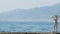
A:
[{"left": 0, "top": 3, "right": 60, "bottom": 21}]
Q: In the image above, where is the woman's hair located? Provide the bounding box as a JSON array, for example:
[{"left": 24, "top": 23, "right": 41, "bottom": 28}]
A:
[{"left": 55, "top": 15, "right": 58, "bottom": 17}]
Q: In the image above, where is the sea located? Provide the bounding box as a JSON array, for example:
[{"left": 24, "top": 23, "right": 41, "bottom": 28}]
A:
[{"left": 0, "top": 21, "right": 60, "bottom": 32}]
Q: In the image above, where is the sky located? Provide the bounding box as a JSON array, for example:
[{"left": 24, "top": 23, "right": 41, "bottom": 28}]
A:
[{"left": 0, "top": 0, "right": 60, "bottom": 12}]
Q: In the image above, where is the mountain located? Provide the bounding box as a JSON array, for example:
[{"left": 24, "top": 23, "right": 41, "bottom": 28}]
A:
[
  {"left": 0, "top": 3, "right": 60, "bottom": 21},
  {"left": 39, "top": 3, "right": 60, "bottom": 21},
  {"left": 0, "top": 9, "right": 40, "bottom": 21}
]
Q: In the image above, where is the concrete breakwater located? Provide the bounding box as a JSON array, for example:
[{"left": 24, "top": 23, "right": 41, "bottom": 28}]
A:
[{"left": 0, "top": 32, "right": 59, "bottom": 34}]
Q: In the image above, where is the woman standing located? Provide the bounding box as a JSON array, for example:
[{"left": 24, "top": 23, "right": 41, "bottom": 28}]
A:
[{"left": 52, "top": 15, "right": 59, "bottom": 32}]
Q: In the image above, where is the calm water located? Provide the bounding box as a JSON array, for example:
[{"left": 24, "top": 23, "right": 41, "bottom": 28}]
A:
[{"left": 0, "top": 21, "right": 60, "bottom": 32}]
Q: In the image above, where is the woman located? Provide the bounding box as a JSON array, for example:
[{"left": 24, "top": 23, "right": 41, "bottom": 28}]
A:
[{"left": 52, "top": 15, "right": 58, "bottom": 32}]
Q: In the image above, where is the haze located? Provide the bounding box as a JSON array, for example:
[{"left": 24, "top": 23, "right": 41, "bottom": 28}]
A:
[{"left": 0, "top": 0, "right": 60, "bottom": 12}]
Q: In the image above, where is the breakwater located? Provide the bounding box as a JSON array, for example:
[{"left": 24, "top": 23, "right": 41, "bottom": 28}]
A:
[{"left": 0, "top": 32, "right": 59, "bottom": 34}]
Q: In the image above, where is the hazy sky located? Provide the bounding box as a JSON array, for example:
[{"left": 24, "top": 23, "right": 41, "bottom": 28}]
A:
[{"left": 0, "top": 0, "right": 60, "bottom": 12}]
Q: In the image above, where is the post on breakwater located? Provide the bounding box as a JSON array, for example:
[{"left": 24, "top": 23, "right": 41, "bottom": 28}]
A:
[{"left": 52, "top": 15, "right": 59, "bottom": 33}]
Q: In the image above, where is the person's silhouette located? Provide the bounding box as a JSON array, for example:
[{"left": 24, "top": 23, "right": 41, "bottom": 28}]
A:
[{"left": 52, "top": 15, "right": 58, "bottom": 32}]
